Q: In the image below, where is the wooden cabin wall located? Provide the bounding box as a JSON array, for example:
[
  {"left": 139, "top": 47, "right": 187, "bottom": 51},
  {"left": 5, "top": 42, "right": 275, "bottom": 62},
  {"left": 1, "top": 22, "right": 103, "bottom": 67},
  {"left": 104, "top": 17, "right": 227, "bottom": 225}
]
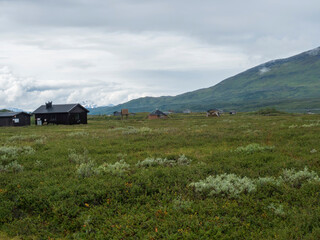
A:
[
  {"left": 35, "top": 112, "right": 87, "bottom": 125},
  {"left": 0, "top": 118, "right": 13, "bottom": 127}
]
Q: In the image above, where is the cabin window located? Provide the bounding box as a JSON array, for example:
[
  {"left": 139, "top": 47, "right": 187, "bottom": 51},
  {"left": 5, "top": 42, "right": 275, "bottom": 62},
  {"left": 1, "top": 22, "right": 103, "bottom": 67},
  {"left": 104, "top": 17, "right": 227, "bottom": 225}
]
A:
[
  {"left": 50, "top": 114, "right": 56, "bottom": 121},
  {"left": 13, "top": 118, "right": 19, "bottom": 123}
]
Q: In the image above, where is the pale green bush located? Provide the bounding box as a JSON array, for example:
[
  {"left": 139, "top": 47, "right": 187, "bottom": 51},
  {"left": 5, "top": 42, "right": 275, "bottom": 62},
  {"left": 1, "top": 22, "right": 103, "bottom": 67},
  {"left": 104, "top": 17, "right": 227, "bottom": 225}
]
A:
[
  {"left": 267, "top": 203, "right": 285, "bottom": 217},
  {"left": 34, "top": 138, "right": 46, "bottom": 146},
  {"left": 280, "top": 167, "right": 320, "bottom": 188},
  {"left": 1, "top": 160, "right": 24, "bottom": 173},
  {"left": 310, "top": 149, "right": 317, "bottom": 154},
  {"left": 6, "top": 161, "right": 24, "bottom": 173},
  {"left": 172, "top": 197, "right": 192, "bottom": 210},
  {"left": 7, "top": 135, "right": 40, "bottom": 142},
  {"left": 136, "top": 157, "right": 164, "bottom": 167},
  {"left": 176, "top": 154, "right": 192, "bottom": 165},
  {"left": 122, "top": 127, "right": 152, "bottom": 135},
  {"left": 234, "top": 143, "right": 274, "bottom": 154},
  {"left": 76, "top": 160, "right": 100, "bottom": 178},
  {"left": 98, "top": 160, "right": 130, "bottom": 175},
  {"left": 256, "top": 177, "right": 283, "bottom": 186},
  {"left": 136, "top": 155, "right": 192, "bottom": 167},
  {"left": 0, "top": 146, "right": 35, "bottom": 161},
  {"left": 189, "top": 173, "right": 257, "bottom": 198},
  {"left": 68, "top": 149, "right": 90, "bottom": 164},
  {"left": 302, "top": 122, "right": 320, "bottom": 128},
  {"left": 0, "top": 146, "right": 20, "bottom": 157},
  {"left": 67, "top": 132, "right": 89, "bottom": 137},
  {"left": 22, "top": 146, "right": 35, "bottom": 155}
]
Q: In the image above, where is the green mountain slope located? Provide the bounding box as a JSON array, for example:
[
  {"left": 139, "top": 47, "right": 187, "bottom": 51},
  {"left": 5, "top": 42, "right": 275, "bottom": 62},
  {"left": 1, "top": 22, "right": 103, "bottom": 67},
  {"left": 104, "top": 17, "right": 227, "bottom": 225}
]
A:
[{"left": 90, "top": 47, "right": 320, "bottom": 114}]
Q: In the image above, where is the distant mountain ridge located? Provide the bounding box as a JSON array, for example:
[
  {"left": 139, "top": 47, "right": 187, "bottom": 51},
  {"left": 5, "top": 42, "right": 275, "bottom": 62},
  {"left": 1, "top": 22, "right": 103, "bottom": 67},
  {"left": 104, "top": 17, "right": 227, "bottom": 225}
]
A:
[{"left": 90, "top": 47, "right": 320, "bottom": 114}]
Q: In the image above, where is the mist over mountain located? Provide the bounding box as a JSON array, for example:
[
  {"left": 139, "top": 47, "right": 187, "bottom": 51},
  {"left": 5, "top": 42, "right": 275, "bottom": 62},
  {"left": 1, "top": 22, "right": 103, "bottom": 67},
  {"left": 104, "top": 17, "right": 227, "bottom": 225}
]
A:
[{"left": 91, "top": 47, "right": 320, "bottom": 114}]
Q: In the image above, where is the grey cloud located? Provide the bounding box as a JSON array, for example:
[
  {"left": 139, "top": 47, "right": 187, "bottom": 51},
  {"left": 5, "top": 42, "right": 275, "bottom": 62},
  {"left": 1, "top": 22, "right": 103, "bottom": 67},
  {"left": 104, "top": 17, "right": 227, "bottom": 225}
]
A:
[{"left": 0, "top": 0, "right": 320, "bottom": 109}]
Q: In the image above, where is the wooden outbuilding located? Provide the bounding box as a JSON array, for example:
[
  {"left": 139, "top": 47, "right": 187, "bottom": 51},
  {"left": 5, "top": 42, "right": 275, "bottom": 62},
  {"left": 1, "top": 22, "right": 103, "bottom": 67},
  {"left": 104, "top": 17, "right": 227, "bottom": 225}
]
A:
[
  {"left": 206, "top": 109, "right": 220, "bottom": 117},
  {"left": 148, "top": 110, "right": 168, "bottom": 120},
  {"left": 0, "top": 112, "right": 31, "bottom": 127},
  {"left": 33, "top": 102, "right": 89, "bottom": 125},
  {"left": 121, "top": 109, "right": 129, "bottom": 119}
]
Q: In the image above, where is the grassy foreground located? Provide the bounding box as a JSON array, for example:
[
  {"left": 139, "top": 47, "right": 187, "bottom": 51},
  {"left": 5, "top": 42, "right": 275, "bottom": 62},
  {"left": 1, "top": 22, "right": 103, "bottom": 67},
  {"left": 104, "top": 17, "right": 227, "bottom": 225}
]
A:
[{"left": 1, "top": 113, "right": 320, "bottom": 239}]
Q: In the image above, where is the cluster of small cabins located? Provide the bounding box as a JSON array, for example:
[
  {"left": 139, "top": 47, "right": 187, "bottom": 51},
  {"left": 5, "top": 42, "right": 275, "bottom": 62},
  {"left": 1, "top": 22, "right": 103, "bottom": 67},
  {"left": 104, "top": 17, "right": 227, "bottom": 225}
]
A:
[
  {"left": 0, "top": 102, "right": 89, "bottom": 127},
  {"left": 0, "top": 101, "right": 229, "bottom": 127}
]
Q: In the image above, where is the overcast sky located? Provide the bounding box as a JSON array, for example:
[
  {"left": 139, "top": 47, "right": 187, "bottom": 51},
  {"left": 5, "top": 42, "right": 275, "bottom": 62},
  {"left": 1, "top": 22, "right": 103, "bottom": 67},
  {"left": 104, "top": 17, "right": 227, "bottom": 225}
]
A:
[{"left": 0, "top": 0, "right": 319, "bottom": 110}]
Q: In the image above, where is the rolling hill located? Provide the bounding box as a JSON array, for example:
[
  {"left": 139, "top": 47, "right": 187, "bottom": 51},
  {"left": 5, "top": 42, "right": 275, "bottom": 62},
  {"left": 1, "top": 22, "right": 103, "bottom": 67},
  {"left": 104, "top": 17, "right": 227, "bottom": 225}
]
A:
[{"left": 90, "top": 47, "right": 320, "bottom": 114}]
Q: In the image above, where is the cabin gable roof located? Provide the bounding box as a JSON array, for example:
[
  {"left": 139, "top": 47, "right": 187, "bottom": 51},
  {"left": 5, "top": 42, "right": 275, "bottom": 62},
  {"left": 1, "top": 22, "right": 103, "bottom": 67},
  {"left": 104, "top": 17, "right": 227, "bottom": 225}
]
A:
[
  {"left": 0, "top": 112, "right": 31, "bottom": 118},
  {"left": 33, "top": 104, "right": 89, "bottom": 114}
]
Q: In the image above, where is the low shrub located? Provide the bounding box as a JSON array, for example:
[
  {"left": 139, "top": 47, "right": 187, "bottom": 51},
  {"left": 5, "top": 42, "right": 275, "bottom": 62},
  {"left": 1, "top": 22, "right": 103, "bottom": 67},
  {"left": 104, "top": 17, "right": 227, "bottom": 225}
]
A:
[
  {"left": 234, "top": 143, "right": 274, "bottom": 154},
  {"left": 190, "top": 167, "right": 320, "bottom": 199},
  {"left": 136, "top": 155, "right": 192, "bottom": 167},
  {"left": 76, "top": 160, "right": 100, "bottom": 178},
  {"left": 7, "top": 135, "right": 40, "bottom": 142},
  {"left": 0, "top": 160, "right": 24, "bottom": 173},
  {"left": 310, "top": 149, "right": 317, "bottom": 154},
  {"left": 302, "top": 122, "right": 320, "bottom": 128},
  {"left": 122, "top": 127, "right": 152, "bottom": 135},
  {"left": 267, "top": 203, "right": 286, "bottom": 217},
  {"left": 189, "top": 173, "right": 257, "bottom": 198},
  {"left": 172, "top": 197, "right": 192, "bottom": 210},
  {"left": 67, "top": 132, "right": 89, "bottom": 137},
  {"left": 98, "top": 160, "right": 130, "bottom": 175},
  {"left": 256, "top": 176, "right": 283, "bottom": 186},
  {"left": 0, "top": 146, "right": 35, "bottom": 165},
  {"left": 68, "top": 149, "right": 91, "bottom": 164},
  {"left": 280, "top": 167, "right": 320, "bottom": 188}
]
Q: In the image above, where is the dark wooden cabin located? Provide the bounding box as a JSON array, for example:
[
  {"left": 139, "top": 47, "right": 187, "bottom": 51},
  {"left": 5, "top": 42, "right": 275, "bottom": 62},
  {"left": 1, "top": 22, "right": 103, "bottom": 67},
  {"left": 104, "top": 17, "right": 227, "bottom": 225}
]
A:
[
  {"left": 148, "top": 110, "right": 168, "bottom": 120},
  {"left": 33, "top": 102, "right": 89, "bottom": 125},
  {"left": 0, "top": 112, "right": 31, "bottom": 127}
]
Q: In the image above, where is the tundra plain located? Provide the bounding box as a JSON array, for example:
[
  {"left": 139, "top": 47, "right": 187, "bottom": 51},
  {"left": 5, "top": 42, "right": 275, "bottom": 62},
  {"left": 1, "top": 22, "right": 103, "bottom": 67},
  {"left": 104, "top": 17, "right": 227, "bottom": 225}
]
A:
[{"left": 1, "top": 113, "right": 320, "bottom": 239}]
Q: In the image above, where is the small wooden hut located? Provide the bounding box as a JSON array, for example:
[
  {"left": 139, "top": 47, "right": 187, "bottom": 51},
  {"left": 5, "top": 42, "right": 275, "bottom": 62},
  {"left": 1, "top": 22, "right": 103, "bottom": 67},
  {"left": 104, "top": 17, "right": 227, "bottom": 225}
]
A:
[
  {"left": 121, "top": 109, "right": 129, "bottom": 119},
  {"left": 206, "top": 109, "right": 220, "bottom": 117},
  {"left": 148, "top": 110, "right": 168, "bottom": 120},
  {"left": 0, "top": 112, "right": 31, "bottom": 127}
]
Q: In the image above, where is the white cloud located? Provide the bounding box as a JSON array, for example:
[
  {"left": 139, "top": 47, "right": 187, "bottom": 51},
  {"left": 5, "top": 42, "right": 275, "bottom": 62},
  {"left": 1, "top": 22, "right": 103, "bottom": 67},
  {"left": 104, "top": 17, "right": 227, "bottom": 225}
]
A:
[{"left": 0, "top": 30, "right": 255, "bottom": 110}]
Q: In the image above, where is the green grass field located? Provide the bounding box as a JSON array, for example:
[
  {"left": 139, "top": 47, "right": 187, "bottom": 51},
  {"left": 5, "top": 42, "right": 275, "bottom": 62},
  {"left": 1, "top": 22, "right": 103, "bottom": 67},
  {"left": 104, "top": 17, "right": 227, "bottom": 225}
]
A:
[{"left": 1, "top": 113, "right": 320, "bottom": 239}]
